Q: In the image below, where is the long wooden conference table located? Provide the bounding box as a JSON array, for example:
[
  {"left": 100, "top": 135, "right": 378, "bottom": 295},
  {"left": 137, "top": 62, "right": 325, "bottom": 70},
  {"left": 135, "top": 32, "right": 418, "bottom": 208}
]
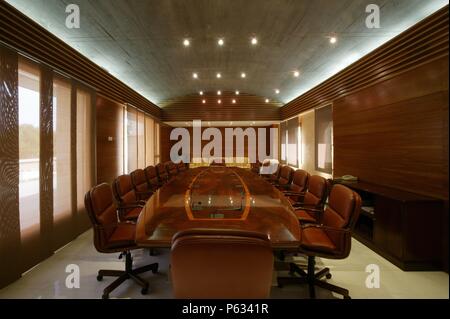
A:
[{"left": 135, "top": 166, "right": 301, "bottom": 249}]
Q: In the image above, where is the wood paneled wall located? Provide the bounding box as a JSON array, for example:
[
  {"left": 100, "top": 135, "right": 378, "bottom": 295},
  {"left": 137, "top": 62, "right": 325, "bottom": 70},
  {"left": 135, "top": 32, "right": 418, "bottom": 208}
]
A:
[
  {"left": 161, "top": 92, "right": 281, "bottom": 122},
  {"left": 96, "top": 95, "right": 124, "bottom": 184},
  {"left": 0, "top": 2, "right": 161, "bottom": 118},
  {"left": 161, "top": 125, "right": 276, "bottom": 163}
]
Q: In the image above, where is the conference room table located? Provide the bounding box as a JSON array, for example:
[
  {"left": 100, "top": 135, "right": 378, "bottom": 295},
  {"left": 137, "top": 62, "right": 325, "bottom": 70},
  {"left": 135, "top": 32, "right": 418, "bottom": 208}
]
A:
[{"left": 135, "top": 166, "right": 301, "bottom": 250}]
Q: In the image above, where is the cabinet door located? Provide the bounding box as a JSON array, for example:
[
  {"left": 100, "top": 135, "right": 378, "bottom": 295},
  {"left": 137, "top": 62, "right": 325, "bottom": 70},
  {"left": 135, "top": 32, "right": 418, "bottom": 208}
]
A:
[{"left": 373, "top": 196, "right": 403, "bottom": 259}]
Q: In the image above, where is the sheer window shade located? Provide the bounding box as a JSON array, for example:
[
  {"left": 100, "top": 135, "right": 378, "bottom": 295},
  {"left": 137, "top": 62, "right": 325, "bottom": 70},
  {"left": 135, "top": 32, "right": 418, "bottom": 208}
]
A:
[
  {"left": 18, "top": 59, "right": 40, "bottom": 235},
  {"left": 137, "top": 111, "right": 145, "bottom": 168},
  {"left": 287, "top": 117, "right": 298, "bottom": 167},
  {"left": 280, "top": 121, "right": 287, "bottom": 163},
  {"left": 52, "top": 77, "right": 72, "bottom": 219},
  {"left": 126, "top": 107, "right": 138, "bottom": 172},
  {"left": 315, "top": 105, "right": 333, "bottom": 174},
  {"left": 76, "top": 89, "right": 93, "bottom": 211},
  {"left": 145, "top": 116, "right": 155, "bottom": 166}
]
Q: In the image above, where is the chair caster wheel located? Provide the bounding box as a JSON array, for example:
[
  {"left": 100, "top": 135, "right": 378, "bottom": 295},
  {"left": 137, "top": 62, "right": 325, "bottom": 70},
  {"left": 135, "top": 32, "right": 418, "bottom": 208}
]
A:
[
  {"left": 141, "top": 286, "right": 149, "bottom": 295},
  {"left": 152, "top": 265, "right": 159, "bottom": 274},
  {"left": 102, "top": 293, "right": 109, "bottom": 299},
  {"left": 326, "top": 273, "right": 332, "bottom": 279},
  {"left": 97, "top": 275, "right": 103, "bottom": 281}
]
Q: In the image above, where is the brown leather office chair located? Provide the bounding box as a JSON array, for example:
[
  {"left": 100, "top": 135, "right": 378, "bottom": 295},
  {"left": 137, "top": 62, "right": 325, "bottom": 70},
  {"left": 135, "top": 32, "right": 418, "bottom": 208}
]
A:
[
  {"left": 84, "top": 183, "right": 158, "bottom": 299},
  {"left": 264, "top": 163, "right": 281, "bottom": 183},
  {"left": 170, "top": 229, "right": 274, "bottom": 299},
  {"left": 144, "top": 165, "right": 162, "bottom": 190},
  {"left": 275, "top": 165, "right": 295, "bottom": 189},
  {"left": 250, "top": 160, "right": 261, "bottom": 174},
  {"left": 278, "top": 184, "right": 362, "bottom": 299},
  {"left": 165, "top": 161, "right": 178, "bottom": 177},
  {"left": 130, "top": 169, "right": 153, "bottom": 200},
  {"left": 292, "top": 175, "right": 328, "bottom": 224},
  {"left": 155, "top": 162, "right": 169, "bottom": 184},
  {"left": 177, "top": 161, "right": 187, "bottom": 172},
  {"left": 112, "top": 175, "right": 145, "bottom": 221},
  {"left": 282, "top": 169, "right": 310, "bottom": 204}
]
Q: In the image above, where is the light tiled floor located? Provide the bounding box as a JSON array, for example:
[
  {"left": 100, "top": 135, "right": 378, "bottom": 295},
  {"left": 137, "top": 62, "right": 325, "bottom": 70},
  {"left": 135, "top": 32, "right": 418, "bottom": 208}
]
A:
[{"left": 0, "top": 229, "right": 447, "bottom": 299}]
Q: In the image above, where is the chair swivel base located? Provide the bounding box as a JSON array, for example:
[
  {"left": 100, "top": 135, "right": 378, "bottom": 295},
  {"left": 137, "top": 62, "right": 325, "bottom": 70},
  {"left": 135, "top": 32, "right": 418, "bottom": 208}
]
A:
[
  {"left": 277, "top": 257, "right": 350, "bottom": 299},
  {"left": 96, "top": 251, "right": 159, "bottom": 299}
]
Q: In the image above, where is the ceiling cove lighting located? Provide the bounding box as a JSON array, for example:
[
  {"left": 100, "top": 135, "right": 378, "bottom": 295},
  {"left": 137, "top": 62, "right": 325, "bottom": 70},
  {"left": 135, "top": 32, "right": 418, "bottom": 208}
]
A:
[
  {"left": 251, "top": 37, "right": 258, "bottom": 45},
  {"left": 192, "top": 72, "right": 198, "bottom": 79},
  {"left": 218, "top": 38, "right": 224, "bottom": 46},
  {"left": 216, "top": 73, "right": 222, "bottom": 79},
  {"left": 293, "top": 70, "right": 300, "bottom": 78},
  {"left": 183, "top": 39, "right": 190, "bottom": 47},
  {"left": 241, "top": 72, "right": 246, "bottom": 78}
]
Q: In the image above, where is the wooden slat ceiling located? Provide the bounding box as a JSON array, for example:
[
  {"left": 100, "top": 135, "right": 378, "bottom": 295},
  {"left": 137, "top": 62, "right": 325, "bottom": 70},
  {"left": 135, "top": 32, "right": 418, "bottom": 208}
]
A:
[{"left": 4, "top": 0, "right": 448, "bottom": 108}]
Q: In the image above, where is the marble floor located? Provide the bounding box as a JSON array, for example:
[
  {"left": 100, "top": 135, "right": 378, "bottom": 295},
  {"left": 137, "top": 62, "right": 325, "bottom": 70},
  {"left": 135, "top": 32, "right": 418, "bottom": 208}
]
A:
[{"left": 0, "top": 229, "right": 448, "bottom": 299}]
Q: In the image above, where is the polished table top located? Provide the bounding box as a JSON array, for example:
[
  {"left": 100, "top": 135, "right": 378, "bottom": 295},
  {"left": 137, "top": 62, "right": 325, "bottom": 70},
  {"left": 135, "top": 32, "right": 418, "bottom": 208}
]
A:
[{"left": 135, "top": 167, "right": 301, "bottom": 249}]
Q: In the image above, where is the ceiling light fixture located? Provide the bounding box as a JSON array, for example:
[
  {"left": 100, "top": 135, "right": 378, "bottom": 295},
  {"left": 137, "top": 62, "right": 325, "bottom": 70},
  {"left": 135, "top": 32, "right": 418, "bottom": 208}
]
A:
[
  {"left": 293, "top": 70, "right": 300, "bottom": 77},
  {"left": 216, "top": 73, "right": 222, "bottom": 78},
  {"left": 202, "top": 99, "right": 206, "bottom": 104},
  {"left": 218, "top": 99, "right": 222, "bottom": 104},
  {"left": 232, "top": 99, "right": 236, "bottom": 104},
  {"left": 217, "top": 90, "right": 221, "bottom": 95},
  {"left": 235, "top": 91, "right": 240, "bottom": 95},
  {"left": 218, "top": 38, "right": 224, "bottom": 46},
  {"left": 192, "top": 72, "right": 198, "bottom": 79},
  {"left": 183, "top": 39, "right": 190, "bottom": 47},
  {"left": 241, "top": 72, "right": 246, "bottom": 78},
  {"left": 330, "top": 36, "right": 337, "bottom": 44},
  {"left": 199, "top": 91, "right": 203, "bottom": 95},
  {"left": 265, "top": 98, "right": 269, "bottom": 103},
  {"left": 275, "top": 89, "right": 280, "bottom": 94},
  {"left": 251, "top": 37, "right": 258, "bottom": 45}
]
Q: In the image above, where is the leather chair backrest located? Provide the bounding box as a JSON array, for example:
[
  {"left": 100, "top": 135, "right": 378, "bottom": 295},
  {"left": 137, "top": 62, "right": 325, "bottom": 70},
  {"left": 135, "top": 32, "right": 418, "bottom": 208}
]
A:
[
  {"left": 303, "top": 175, "right": 327, "bottom": 206},
  {"left": 278, "top": 165, "right": 294, "bottom": 185},
  {"left": 113, "top": 175, "right": 137, "bottom": 205},
  {"left": 156, "top": 163, "right": 169, "bottom": 181},
  {"left": 84, "top": 183, "right": 118, "bottom": 253},
  {"left": 144, "top": 165, "right": 159, "bottom": 187},
  {"left": 165, "top": 161, "right": 178, "bottom": 176},
  {"left": 323, "top": 184, "right": 361, "bottom": 229},
  {"left": 130, "top": 169, "right": 150, "bottom": 193},
  {"left": 171, "top": 229, "right": 274, "bottom": 299},
  {"left": 177, "top": 161, "right": 187, "bottom": 171},
  {"left": 291, "top": 169, "right": 309, "bottom": 192}
]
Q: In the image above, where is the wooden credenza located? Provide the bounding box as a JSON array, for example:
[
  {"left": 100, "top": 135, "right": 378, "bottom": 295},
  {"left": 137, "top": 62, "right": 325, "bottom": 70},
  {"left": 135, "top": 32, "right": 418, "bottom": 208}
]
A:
[{"left": 333, "top": 181, "right": 444, "bottom": 271}]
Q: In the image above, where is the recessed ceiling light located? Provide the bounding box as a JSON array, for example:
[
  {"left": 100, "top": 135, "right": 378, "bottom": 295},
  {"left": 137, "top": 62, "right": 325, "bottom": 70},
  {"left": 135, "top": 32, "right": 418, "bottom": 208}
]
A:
[
  {"left": 218, "top": 99, "right": 222, "bottom": 104},
  {"left": 330, "top": 36, "right": 337, "bottom": 44},
  {"left": 265, "top": 99, "right": 269, "bottom": 103},
  {"left": 199, "top": 91, "right": 203, "bottom": 95},
  {"left": 251, "top": 37, "right": 258, "bottom": 45},
  {"left": 293, "top": 70, "right": 300, "bottom": 77},
  {"left": 192, "top": 72, "right": 198, "bottom": 79},
  {"left": 235, "top": 91, "right": 240, "bottom": 95},
  {"left": 232, "top": 99, "right": 236, "bottom": 104},
  {"left": 217, "top": 90, "right": 221, "bottom": 95},
  {"left": 241, "top": 72, "right": 246, "bottom": 78},
  {"left": 183, "top": 39, "right": 190, "bottom": 47},
  {"left": 275, "top": 89, "right": 280, "bottom": 94},
  {"left": 218, "top": 38, "right": 224, "bottom": 46},
  {"left": 202, "top": 99, "right": 206, "bottom": 104},
  {"left": 216, "top": 73, "right": 222, "bottom": 78}
]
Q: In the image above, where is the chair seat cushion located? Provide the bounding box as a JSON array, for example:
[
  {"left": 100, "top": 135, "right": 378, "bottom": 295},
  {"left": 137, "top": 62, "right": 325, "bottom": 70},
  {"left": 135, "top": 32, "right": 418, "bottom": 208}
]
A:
[
  {"left": 294, "top": 210, "right": 317, "bottom": 223},
  {"left": 301, "top": 227, "right": 336, "bottom": 253},
  {"left": 123, "top": 207, "right": 141, "bottom": 220},
  {"left": 106, "top": 223, "right": 137, "bottom": 249}
]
